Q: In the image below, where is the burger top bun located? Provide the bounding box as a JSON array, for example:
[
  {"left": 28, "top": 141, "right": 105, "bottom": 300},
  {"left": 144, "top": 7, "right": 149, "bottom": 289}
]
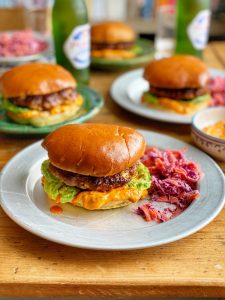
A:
[
  {"left": 42, "top": 123, "right": 145, "bottom": 177},
  {"left": 144, "top": 55, "right": 209, "bottom": 89},
  {"left": 0, "top": 63, "right": 76, "bottom": 98}
]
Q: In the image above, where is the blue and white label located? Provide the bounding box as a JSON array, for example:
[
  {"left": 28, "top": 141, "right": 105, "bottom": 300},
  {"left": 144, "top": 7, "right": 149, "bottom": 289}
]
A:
[
  {"left": 187, "top": 10, "right": 211, "bottom": 50},
  {"left": 63, "top": 24, "right": 90, "bottom": 69}
]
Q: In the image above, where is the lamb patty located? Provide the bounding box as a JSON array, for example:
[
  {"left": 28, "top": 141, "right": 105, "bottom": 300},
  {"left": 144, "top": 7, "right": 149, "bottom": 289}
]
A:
[
  {"left": 91, "top": 41, "right": 134, "bottom": 50},
  {"left": 150, "top": 85, "right": 209, "bottom": 100},
  {"left": 9, "top": 88, "right": 77, "bottom": 111},
  {"left": 49, "top": 162, "right": 139, "bottom": 192}
]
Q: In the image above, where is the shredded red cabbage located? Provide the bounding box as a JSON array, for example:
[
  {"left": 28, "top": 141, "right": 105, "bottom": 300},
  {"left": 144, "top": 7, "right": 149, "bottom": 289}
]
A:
[
  {"left": 137, "top": 147, "right": 203, "bottom": 222},
  {"left": 0, "top": 29, "right": 47, "bottom": 57},
  {"left": 209, "top": 77, "right": 225, "bottom": 107}
]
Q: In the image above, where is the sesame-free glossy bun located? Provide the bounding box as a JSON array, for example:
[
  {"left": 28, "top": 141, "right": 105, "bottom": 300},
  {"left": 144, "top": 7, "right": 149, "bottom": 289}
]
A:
[
  {"left": 42, "top": 123, "right": 145, "bottom": 177},
  {"left": 91, "top": 21, "right": 135, "bottom": 44},
  {"left": 144, "top": 55, "right": 209, "bottom": 88},
  {"left": 0, "top": 63, "right": 76, "bottom": 98}
]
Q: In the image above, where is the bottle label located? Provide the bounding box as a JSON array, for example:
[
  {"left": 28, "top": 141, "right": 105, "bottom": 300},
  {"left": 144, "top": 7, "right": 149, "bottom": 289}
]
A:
[
  {"left": 63, "top": 24, "right": 90, "bottom": 69},
  {"left": 187, "top": 10, "right": 211, "bottom": 50}
]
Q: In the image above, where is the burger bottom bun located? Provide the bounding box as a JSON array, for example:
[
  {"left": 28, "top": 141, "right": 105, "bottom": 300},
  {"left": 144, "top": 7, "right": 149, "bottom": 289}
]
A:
[
  {"left": 91, "top": 49, "right": 135, "bottom": 59},
  {"left": 142, "top": 94, "right": 210, "bottom": 115},
  {"left": 7, "top": 96, "right": 83, "bottom": 127}
]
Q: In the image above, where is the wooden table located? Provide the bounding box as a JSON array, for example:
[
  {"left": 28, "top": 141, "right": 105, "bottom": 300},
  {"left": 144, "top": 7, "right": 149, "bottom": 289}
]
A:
[{"left": 0, "top": 42, "right": 225, "bottom": 298}]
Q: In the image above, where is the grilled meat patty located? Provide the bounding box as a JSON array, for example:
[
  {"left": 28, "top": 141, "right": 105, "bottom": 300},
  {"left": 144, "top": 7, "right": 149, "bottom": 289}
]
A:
[
  {"left": 91, "top": 41, "right": 134, "bottom": 50},
  {"left": 49, "top": 162, "right": 139, "bottom": 192},
  {"left": 150, "top": 85, "right": 209, "bottom": 100},
  {"left": 9, "top": 88, "right": 77, "bottom": 111}
]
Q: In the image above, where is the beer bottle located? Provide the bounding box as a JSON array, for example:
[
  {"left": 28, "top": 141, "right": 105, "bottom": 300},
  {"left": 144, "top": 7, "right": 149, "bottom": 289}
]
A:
[
  {"left": 175, "top": 0, "right": 211, "bottom": 58},
  {"left": 52, "top": 0, "right": 90, "bottom": 84}
]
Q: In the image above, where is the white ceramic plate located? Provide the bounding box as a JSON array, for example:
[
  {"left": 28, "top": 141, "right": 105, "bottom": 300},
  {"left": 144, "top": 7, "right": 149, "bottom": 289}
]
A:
[
  {"left": 110, "top": 68, "right": 225, "bottom": 124},
  {"left": 0, "top": 130, "right": 225, "bottom": 250}
]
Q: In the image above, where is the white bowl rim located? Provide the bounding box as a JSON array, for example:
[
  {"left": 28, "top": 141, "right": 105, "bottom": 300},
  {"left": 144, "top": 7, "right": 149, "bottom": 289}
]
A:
[{"left": 192, "top": 107, "right": 225, "bottom": 144}]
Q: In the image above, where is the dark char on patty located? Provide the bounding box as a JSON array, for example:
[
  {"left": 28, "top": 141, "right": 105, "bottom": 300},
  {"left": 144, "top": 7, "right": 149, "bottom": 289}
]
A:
[
  {"left": 91, "top": 41, "right": 134, "bottom": 50},
  {"left": 49, "top": 162, "right": 139, "bottom": 192},
  {"left": 9, "top": 88, "right": 77, "bottom": 111},
  {"left": 150, "top": 85, "right": 209, "bottom": 100}
]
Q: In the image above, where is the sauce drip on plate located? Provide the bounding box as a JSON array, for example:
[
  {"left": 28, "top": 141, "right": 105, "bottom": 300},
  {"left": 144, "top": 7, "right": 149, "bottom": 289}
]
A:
[{"left": 50, "top": 205, "right": 63, "bottom": 214}]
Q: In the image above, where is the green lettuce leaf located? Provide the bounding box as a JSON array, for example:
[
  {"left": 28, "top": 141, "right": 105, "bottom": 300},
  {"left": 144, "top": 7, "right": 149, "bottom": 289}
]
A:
[
  {"left": 190, "top": 94, "right": 211, "bottom": 104},
  {"left": 143, "top": 92, "right": 211, "bottom": 104},
  {"left": 41, "top": 160, "right": 80, "bottom": 203},
  {"left": 44, "top": 179, "right": 63, "bottom": 200},
  {"left": 2, "top": 99, "right": 29, "bottom": 113},
  {"left": 59, "top": 185, "right": 79, "bottom": 203},
  {"left": 130, "top": 44, "right": 143, "bottom": 55},
  {"left": 127, "top": 163, "right": 151, "bottom": 190},
  {"left": 143, "top": 92, "right": 158, "bottom": 104}
]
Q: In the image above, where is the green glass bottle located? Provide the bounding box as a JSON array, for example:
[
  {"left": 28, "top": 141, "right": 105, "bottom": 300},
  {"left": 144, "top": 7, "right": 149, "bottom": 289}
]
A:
[
  {"left": 52, "top": 0, "right": 90, "bottom": 84},
  {"left": 175, "top": 0, "right": 211, "bottom": 58}
]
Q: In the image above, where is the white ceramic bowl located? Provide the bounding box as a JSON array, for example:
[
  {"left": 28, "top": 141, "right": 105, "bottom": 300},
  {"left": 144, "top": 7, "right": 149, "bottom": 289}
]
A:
[{"left": 191, "top": 107, "right": 225, "bottom": 162}]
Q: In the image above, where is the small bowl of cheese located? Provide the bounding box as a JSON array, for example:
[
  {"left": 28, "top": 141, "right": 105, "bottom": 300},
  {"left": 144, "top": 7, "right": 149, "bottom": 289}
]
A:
[{"left": 191, "top": 107, "right": 225, "bottom": 161}]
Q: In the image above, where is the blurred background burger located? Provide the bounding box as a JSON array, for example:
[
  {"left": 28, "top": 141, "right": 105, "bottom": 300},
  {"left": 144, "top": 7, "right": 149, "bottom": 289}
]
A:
[
  {"left": 91, "top": 21, "right": 142, "bottom": 59},
  {"left": 0, "top": 63, "right": 83, "bottom": 127},
  {"left": 142, "top": 55, "right": 211, "bottom": 114}
]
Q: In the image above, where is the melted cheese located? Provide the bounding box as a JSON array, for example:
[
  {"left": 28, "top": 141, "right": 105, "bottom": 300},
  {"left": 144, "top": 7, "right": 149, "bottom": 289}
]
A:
[
  {"left": 159, "top": 97, "right": 209, "bottom": 115},
  {"left": 49, "top": 95, "right": 83, "bottom": 115},
  {"left": 20, "top": 110, "right": 39, "bottom": 119},
  {"left": 72, "top": 187, "right": 148, "bottom": 210},
  {"left": 91, "top": 49, "right": 135, "bottom": 59},
  {"left": 18, "top": 94, "right": 83, "bottom": 118}
]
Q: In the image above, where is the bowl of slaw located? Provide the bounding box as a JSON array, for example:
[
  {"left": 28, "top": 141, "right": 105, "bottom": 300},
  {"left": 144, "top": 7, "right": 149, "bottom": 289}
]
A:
[{"left": 0, "top": 29, "right": 51, "bottom": 74}]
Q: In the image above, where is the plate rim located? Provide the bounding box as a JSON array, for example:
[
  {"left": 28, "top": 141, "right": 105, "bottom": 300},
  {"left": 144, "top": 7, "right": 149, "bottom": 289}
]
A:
[
  {"left": 110, "top": 68, "right": 224, "bottom": 125},
  {"left": 0, "top": 131, "right": 225, "bottom": 250}
]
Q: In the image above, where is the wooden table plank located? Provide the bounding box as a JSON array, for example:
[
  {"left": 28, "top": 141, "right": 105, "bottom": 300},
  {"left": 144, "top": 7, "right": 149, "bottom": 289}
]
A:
[
  {"left": 209, "top": 42, "right": 225, "bottom": 68},
  {"left": 0, "top": 43, "right": 225, "bottom": 297}
]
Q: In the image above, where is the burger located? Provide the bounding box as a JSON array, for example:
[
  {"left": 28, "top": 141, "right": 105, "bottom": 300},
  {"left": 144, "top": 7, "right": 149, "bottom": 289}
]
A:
[
  {"left": 142, "top": 55, "right": 211, "bottom": 114},
  {"left": 91, "top": 21, "right": 142, "bottom": 59},
  {"left": 0, "top": 63, "right": 83, "bottom": 127},
  {"left": 41, "top": 123, "right": 151, "bottom": 210}
]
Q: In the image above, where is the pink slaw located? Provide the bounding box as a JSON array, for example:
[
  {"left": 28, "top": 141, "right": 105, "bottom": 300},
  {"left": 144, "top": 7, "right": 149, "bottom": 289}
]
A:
[
  {"left": 0, "top": 29, "right": 47, "bottom": 57},
  {"left": 137, "top": 147, "right": 203, "bottom": 222},
  {"left": 209, "top": 77, "right": 225, "bottom": 107}
]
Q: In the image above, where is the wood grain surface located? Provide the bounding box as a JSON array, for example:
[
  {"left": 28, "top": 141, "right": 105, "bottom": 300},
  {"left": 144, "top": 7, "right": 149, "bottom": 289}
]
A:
[{"left": 0, "top": 43, "right": 225, "bottom": 297}]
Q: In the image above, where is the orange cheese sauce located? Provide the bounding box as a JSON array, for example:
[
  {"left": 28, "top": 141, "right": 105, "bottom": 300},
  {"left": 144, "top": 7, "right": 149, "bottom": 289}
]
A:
[
  {"left": 159, "top": 98, "right": 207, "bottom": 115},
  {"left": 72, "top": 187, "right": 148, "bottom": 210},
  {"left": 18, "top": 94, "right": 83, "bottom": 118},
  {"left": 203, "top": 121, "right": 225, "bottom": 139},
  {"left": 91, "top": 49, "right": 135, "bottom": 59}
]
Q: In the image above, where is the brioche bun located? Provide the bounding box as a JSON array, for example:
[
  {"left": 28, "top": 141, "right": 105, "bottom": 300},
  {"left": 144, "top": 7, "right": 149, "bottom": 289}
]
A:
[
  {"left": 0, "top": 63, "right": 76, "bottom": 98},
  {"left": 42, "top": 123, "right": 145, "bottom": 177},
  {"left": 144, "top": 55, "right": 209, "bottom": 89},
  {"left": 91, "top": 21, "right": 135, "bottom": 44}
]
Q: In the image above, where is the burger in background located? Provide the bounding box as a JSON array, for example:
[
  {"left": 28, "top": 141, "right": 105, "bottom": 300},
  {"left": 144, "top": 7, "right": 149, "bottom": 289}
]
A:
[
  {"left": 41, "top": 123, "right": 151, "bottom": 210},
  {"left": 142, "top": 55, "right": 211, "bottom": 115},
  {"left": 0, "top": 63, "right": 83, "bottom": 127},
  {"left": 91, "top": 21, "right": 142, "bottom": 59}
]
